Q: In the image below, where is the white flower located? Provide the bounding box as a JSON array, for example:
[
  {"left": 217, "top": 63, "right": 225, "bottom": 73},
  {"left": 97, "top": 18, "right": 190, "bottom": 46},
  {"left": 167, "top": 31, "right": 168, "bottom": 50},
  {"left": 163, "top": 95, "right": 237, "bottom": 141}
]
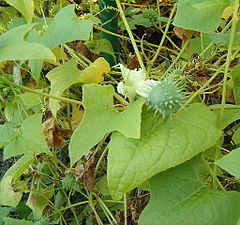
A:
[{"left": 117, "top": 64, "right": 158, "bottom": 101}]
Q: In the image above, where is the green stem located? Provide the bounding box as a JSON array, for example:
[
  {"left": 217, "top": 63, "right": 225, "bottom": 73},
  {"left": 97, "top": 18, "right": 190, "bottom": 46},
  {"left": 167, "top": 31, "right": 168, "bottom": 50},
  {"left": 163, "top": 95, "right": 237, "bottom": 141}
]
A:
[
  {"left": 162, "top": 37, "right": 190, "bottom": 77},
  {"left": 114, "top": 92, "right": 129, "bottom": 105},
  {"left": 124, "top": 193, "right": 128, "bottom": 225},
  {"left": 147, "top": 4, "right": 177, "bottom": 74},
  {"left": 94, "top": 193, "right": 117, "bottom": 224},
  {"left": 219, "top": 0, "right": 239, "bottom": 121},
  {"left": 0, "top": 76, "right": 82, "bottom": 105},
  {"left": 0, "top": 135, "right": 19, "bottom": 149},
  {"left": 63, "top": 44, "right": 91, "bottom": 67},
  {"left": 182, "top": 50, "right": 239, "bottom": 108},
  {"left": 201, "top": 155, "right": 225, "bottom": 191},
  {"left": 95, "top": 25, "right": 179, "bottom": 55},
  {"left": 209, "top": 104, "right": 240, "bottom": 110},
  {"left": 88, "top": 193, "right": 104, "bottom": 225},
  {"left": 218, "top": 174, "right": 240, "bottom": 184},
  {"left": 115, "top": 0, "right": 146, "bottom": 74}
]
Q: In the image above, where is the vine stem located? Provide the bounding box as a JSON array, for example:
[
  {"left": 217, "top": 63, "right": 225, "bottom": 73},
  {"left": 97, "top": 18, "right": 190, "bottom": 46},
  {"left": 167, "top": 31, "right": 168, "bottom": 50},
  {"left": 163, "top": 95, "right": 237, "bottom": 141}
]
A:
[
  {"left": 219, "top": 0, "right": 239, "bottom": 121},
  {"left": 0, "top": 76, "right": 82, "bottom": 105},
  {"left": 201, "top": 154, "right": 225, "bottom": 191},
  {"left": 124, "top": 193, "right": 128, "bottom": 225},
  {"left": 182, "top": 50, "right": 239, "bottom": 108},
  {"left": 115, "top": 0, "right": 146, "bottom": 74},
  {"left": 209, "top": 104, "right": 240, "bottom": 110},
  {"left": 162, "top": 36, "right": 190, "bottom": 77},
  {"left": 95, "top": 25, "right": 179, "bottom": 55},
  {"left": 148, "top": 3, "right": 177, "bottom": 71},
  {"left": 212, "top": 0, "right": 239, "bottom": 191}
]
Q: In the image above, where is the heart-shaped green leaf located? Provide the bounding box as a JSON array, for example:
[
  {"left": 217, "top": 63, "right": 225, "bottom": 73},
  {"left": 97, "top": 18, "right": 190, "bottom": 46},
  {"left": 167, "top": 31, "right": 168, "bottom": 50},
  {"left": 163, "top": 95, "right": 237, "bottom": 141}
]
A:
[
  {"left": 108, "top": 104, "right": 222, "bottom": 200},
  {"left": 139, "top": 157, "right": 240, "bottom": 225}
]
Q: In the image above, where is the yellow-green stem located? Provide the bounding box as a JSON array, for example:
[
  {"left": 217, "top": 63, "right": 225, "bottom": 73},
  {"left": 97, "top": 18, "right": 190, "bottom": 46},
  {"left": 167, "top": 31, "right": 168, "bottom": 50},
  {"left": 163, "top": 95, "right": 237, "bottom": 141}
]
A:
[
  {"left": 115, "top": 0, "right": 146, "bottom": 74},
  {"left": 0, "top": 76, "right": 82, "bottom": 105},
  {"left": 220, "top": 0, "right": 239, "bottom": 121},
  {"left": 148, "top": 4, "right": 177, "bottom": 74}
]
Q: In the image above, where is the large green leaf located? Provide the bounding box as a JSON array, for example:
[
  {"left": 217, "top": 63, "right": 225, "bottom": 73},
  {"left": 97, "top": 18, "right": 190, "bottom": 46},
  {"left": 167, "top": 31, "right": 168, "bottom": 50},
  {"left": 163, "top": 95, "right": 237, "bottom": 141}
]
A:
[
  {"left": 69, "top": 84, "right": 145, "bottom": 165},
  {"left": 215, "top": 147, "right": 240, "bottom": 178},
  {"left": 108, "top": 104, "right": 221, "bottom": 200},
  {"left": 0, "top": 24, "right": 55, "bottom": 61},
  {"left": 3, "top": 113, "right": 50, "bottom": 160},
  {"left": 139, "top": 157, "right": 240, "bottom": 225},
  {"left": 5, "top": 0, "right": 34, "bottom": 23},
  {"left": 41, "top": 4, "right": 93, "bottom": 49},
  {"left": 173, "top": 0, "right": 230, "bottom": 32}
]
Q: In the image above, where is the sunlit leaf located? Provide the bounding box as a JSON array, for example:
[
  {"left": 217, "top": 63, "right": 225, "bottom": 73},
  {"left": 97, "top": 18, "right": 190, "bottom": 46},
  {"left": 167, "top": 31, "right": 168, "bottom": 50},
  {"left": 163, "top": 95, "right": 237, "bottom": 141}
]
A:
[
  {"left": 0, "top": 207, "right": 11, "bottom": 225},
  {"left": 2, "top": 154, "right": 34, "bottom": 182},
  {"left": 213, "top": 108, "right": 240, "bottom": 129},
  {"left": 79, "top": 57, "right": 110, "bottom": 84},
  {"left": 18, "top": 93, "right": 41, "bottom": 106},
  {"left": 0, "top": 123, "right": 16, "bottom": 148},
  {"left": 0, "top": 154, "right": 33, "bottom": 207}
]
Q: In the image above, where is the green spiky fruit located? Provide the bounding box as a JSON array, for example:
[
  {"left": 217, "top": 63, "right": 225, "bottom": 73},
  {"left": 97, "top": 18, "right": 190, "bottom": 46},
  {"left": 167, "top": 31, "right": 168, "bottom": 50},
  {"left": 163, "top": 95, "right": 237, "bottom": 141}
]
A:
[
  {"left": 147, "top": 79, "right": 185, "bottom": 117},
  {"left": 142, "top": 8, "right": 159, "bottom": 24}
]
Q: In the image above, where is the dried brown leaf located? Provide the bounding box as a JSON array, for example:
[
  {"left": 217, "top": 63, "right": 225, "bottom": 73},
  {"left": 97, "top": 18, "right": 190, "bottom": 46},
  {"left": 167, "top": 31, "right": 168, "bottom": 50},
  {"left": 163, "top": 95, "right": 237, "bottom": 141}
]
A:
[
  {"left": 42, "top": 116, "right": 72, "bottom": 148},
  {"left": 173, "top": 27, "right": 199, "bottom": 42}
]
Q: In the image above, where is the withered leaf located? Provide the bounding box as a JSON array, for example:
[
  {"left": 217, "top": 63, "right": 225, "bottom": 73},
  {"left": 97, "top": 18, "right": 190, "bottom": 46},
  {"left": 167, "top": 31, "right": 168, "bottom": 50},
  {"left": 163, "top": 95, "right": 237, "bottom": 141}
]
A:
[
  {"left": 173, "top": 27, "right": 200, "bottom": 42},
  {"left": 42, "top": 116, "right": 72, "bottom": 149}
]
